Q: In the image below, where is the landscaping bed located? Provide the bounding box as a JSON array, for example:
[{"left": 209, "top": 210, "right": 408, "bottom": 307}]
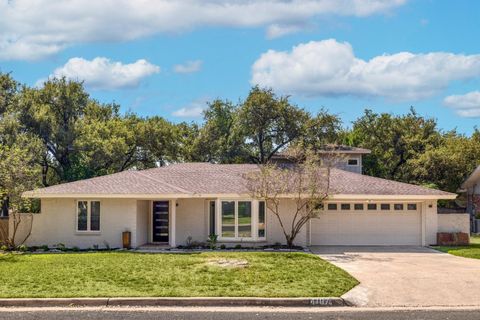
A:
[
  {"left": 433, "top": 234, "right": 480, "bottom": 259},
  {"left": 0, "top": 251, "right": 358, "bottom": 298}
]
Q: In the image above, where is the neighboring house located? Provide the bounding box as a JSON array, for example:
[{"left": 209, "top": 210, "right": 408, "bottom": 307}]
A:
[
  {"left": 20, "top": 148, "right": 458, "bottom": 249},
  {"left": 461, "top": 165, "right": 480, "bottom": 231}
]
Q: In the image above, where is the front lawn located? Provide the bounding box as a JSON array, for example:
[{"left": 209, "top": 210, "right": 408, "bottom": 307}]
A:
[
  {"left": 0, "top": 251, "right": 358, "bottom": 298},
  {"left": 434, "top": 235, "right": 480, "bottom": 259}
]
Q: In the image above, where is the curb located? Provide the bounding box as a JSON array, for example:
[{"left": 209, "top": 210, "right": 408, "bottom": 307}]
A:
[{"left": 0, "top": 297, "right": 347, "bottom": 308}]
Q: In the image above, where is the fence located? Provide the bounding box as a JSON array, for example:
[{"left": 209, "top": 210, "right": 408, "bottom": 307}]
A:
[{"left": 0, "top": 217, "right": 8, "bottom": 244}]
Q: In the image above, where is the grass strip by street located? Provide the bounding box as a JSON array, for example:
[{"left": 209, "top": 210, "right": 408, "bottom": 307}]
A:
[
  {"left": 433, "top": 235, "right": 480, "bottom": 259},
  {"left": 0, "top": 251, "right": 358, "bottom": 298}
]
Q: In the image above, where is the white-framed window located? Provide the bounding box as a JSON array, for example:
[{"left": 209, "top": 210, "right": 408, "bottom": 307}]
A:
[
  {"left": 258, "top": 201, "right": 266, "bottom": 238},
  {"left": 217, "top": 200, "right": 266, "bottom": 241},
  {"left": 347, "top": 158, "right": 359, "bottom": 166},
  {"left": 327, "top": 203, "right": 338, "bottom": 210},
  {"left": 407, "top": 203, "right": 417, "bottom": 210},
  {"left": 76, "top": 200, "right": 100, "bottom": 232}
]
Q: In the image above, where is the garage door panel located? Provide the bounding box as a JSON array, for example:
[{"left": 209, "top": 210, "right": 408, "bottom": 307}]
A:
[{"left": 310, "top": 212, "right": 421, "bottom": 245}]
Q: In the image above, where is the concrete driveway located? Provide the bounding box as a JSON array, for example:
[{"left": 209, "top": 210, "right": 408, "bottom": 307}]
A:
[{"left": 311, "top": 246, "right": 480, "bottom": 307}]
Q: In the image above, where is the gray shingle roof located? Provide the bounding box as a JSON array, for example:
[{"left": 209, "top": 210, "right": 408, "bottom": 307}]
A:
[{"left": 23, "top": 162, "right": 455, "bottom": 198}]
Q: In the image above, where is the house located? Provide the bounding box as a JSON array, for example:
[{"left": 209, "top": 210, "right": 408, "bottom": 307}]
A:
[
  {"left": 461, "top": 165, "right": 480, "bottom": 231},
  {"left": 19, "top": 148, "right": 461, "bottom": 249}
]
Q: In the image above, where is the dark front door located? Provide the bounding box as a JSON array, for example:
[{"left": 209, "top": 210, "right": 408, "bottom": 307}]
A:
[{"left": 153, "top": 201, "right": 169, "bottom": 242}]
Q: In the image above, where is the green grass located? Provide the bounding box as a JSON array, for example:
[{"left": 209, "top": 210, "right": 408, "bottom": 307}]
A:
[
  {"left": 0, "top": 251, "right": 358, "bottom": 298},
  {"left": 434, "top": 235, "right": 480, "bottom": 259}
]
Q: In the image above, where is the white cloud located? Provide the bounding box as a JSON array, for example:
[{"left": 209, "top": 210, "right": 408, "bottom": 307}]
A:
[
  {"left": 266, "top": 24, "right": 305, "bottom": 39},
  {"left": 443, "top": 91, "right": 480, "bottom": 118},
  {"left": 251, "top": 39, "right": 480, "bottom": 101},
  {"left": 172, "top": 98, "right": 208, "bottom": 118},
  {"left": 172, "top": 106, "right": 205, "bottom": 118},
  {"left": 46, "top": 57, "right": 160, "bottom": 90},
  {"left": 173, "top": 60, "right": 203, "bottom": 74},
  {"left": 0, "top": 0, "right": 406, "bottom": 60}
]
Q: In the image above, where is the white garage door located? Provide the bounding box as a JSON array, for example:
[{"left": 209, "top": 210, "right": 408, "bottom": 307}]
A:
[{"left": 310, "top": 205, "right": 422, "bottom": 246}]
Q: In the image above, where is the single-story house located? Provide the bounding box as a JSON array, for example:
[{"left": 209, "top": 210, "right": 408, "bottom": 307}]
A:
[{"left": 19, "top": 148, "right": 462, "bottom": 249}]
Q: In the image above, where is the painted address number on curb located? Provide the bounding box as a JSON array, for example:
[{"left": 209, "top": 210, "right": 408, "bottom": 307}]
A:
[{"left": 310, "top": 298, "right": 333, "bottom": 306}]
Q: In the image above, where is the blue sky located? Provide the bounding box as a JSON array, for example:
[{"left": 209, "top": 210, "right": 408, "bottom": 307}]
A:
[{"left": 1, "top": 0, "right": 479, "bottom": 134}]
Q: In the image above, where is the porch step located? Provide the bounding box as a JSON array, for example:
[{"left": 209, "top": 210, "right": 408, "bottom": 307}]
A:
[{"left": 136, "top": 243, "right": 171, "bottom": 251}]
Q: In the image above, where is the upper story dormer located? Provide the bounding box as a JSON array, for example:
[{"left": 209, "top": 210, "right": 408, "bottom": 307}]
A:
[
  {"left": 321, "top": 145, "right": 371, "bottom": 174},
  {"left": 271, "top": 145, "right": 371, "bottom": 174}
]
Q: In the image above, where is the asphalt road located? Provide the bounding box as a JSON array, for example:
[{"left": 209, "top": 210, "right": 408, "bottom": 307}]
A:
[{"left": 0, "top": 307, "right": 478, "bottom": 320}]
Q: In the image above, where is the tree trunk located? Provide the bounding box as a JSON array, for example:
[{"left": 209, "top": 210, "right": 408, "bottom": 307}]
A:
[{"left": 286, "top": 236, "right": 294, "bottom": 248}]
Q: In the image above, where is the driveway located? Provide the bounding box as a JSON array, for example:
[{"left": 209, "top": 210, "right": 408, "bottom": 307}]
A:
[{"left": 311, "top": 246, "right": 480, "bottom": 307}]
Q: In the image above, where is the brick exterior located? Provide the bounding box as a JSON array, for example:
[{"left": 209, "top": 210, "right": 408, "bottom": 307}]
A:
[{"left": 437, "top": 232, "right": 470, "bottom": 246}]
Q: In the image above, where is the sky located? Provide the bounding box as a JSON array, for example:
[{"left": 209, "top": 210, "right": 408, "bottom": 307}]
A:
[{"left": 1, "top": 0, "right": 479, "bottom": 134}]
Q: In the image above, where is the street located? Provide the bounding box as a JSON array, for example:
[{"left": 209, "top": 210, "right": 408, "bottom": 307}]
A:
[{"left": 0, "top": 306, "right": 479, "bottom": 320}]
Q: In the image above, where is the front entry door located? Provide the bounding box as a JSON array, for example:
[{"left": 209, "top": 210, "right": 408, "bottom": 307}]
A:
[{"left": 152, "top": 201, "right": 169, "bottom": 242}]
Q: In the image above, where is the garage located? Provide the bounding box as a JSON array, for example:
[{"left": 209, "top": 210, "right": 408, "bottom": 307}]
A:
[{"left": 309, "top": 202, "right": 422, "bottom": 246}]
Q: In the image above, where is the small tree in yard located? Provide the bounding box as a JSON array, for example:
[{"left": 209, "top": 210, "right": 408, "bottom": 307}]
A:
[
  {"left": 0, "top": 143, "right": 39, "bottom": 249},
  {"left": 245, "top": 146, "right": 334, "bottom": 248}
]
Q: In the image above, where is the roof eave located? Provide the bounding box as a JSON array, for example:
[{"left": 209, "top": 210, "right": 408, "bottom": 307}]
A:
[
  {"left": 23, "top": 192, "right": 456, "bottom": 200},
  {"left": 461, "top": 165, "right": 480, "bottom": 189}
]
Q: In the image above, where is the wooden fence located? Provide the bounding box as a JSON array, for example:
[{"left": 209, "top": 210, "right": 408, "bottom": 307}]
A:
[{"left": 0, "top": 217, "right": 8, "bottom": 244}]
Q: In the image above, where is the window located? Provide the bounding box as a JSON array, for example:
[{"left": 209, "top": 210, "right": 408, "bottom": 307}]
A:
[
  {"left": 77, "top": 201, "right": 88, "bottom": 231},
  {"left": 238, "top": 201, "right": 252, "bottom": 237},
  {"left": 380, "top": 203, "right": 391, "bottom": 210},
  {"left": 341, "top": 203, "right": 351, "bottom": 210},
  {"left": 221, "top": 201, "right": 235, "bottom": 237},
  {"left": 367, "top": 203, "right": 377, "bottom": 210},
  {"left": 77, "top": 200, "right": 100, "bottom": 232},
  {"left": 327, "top": 203, "right": 337, "bottom": 210},
  {"left": 354, "top": 203, "right": 364, "bottom": 210},
  {"left": 90, "top": 201, "right": 100, "bottom": 231},
  {"left": 220, "top": 200, "right": 263, "bottom": 240},
  {"left": 209, "top": 201, "right": 216, "bottom": 235},
  {"left": 347, "top": 158, "right": 359, "bottom": 166},
  {"left": 394, "top": 203, "right": 404, "bottom": 210},
  {"left": 407, "top": 203, "right": 417, "bottom": 210},
  {"left": 258, "top": 201, "right": 266, "bottom": 238}
]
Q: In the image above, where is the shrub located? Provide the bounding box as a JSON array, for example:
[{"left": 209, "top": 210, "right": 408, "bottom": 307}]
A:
[
  {"left": 41, "top": 245, "right": 49, "bottom": 251},
  {"left": 185, "top": 236, "right": 193, "bottom": 248},
  {"left": 235, "top": 244, "right": 242, "bottom": 249},
  {"left": 17, "top": 244, "right": 28, "bottom": 252},
  {"left": 207, "top": 234, "right": 218, "bottom": 250},
  {"left": 220, "top": 244, "right": 226, "bottom": 250},
  {"left": 72, "top": 246, "right": 80, "bottom": 252},
  {"left": 0, "top": 245, "right": 7, "bottom": 251},
  {"left": 103, "top": 241, "right": 110, "bottom": 250},
  {"left": 55, "top": 243, "right": 66, "bottom": 251}
]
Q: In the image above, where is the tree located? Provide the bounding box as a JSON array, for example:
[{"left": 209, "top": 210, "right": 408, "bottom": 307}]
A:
[
  {"left": 236, "top": 86, "right": 309, "bottom": 164},
  {"left": 136, "top": 116, "right": 183, "bottom": 167},
  {"left": 348, "top": 108, "right": 441, "bottom": 182},
  {"left": 411, "top": 129, "right": 480, "bottom": 193},
  {"left": 0, "top": 73, "right": 42, "bottom": 216},
  {"left": 192, "top": 99, "right": 247, "bottom": 163},
  {"left": 0, "top": 142, "right": 39, "bottom": 248},
  {"left": 245, "top": 147, "right": 332, "bottom": 247},
  {"left": 0, "top": 73, "right": 18, "bottom": 116},
  {"left": 297, "top": 110, "right": 343, "bottom": 152},
  {"left": 18, "top": 77, "right": 91, "bottom": 185}
]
